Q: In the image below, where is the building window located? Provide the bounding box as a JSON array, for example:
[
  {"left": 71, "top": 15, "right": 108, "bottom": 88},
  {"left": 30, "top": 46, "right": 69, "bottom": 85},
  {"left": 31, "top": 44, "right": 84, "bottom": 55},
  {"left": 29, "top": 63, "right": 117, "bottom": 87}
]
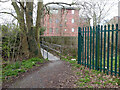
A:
[
  {"left": 72, "top": 19, "right": 74, "bottom": 23},
  {"left": 65, "top": 29, "right": 67, "bottom": 31},
  {"left": 64, "top": 10, "right": 67, "bottom": 13},
  {"left": 56, "top": 28, "right": 59, "bottom": 33},
  {"left": 54, "top": 10, "right": 58, "bottom": 14},
  {"left": 56, "top": 19, "right": 59, "bottom": 23},
  {"left": 72, "top": 10, "right": 74, "bottom": 14},
  {"left": 49, "top": 18, "right": 52, "bottom": 23},
  {"left": 49, "top": 28, "right": 53, "bottom": 33},
  {"left": 72, "top": 28, "right": 74, "bottom": 32},
  {"left": 65, "top": 19, "right": 67, "bottom": 22},
  {"left": 50, "top": 10, "right": 58, "bottom": 14}
]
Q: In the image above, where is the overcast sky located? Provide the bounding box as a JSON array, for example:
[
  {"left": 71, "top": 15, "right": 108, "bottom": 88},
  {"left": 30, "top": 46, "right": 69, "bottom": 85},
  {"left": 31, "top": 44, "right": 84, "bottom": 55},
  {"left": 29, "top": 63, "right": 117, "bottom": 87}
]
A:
[{"left": 0, "top": 0, "right": 119, "bottom": 25}]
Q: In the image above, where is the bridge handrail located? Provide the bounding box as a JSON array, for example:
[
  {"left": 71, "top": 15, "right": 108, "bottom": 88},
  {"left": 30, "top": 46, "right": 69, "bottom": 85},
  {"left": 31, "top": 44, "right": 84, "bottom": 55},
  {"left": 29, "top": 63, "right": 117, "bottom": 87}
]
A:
[
  {"left": 41, "top": 44, "right": 61, "bottom": 53},
  {"left": 41, "top": 41, "right": 62, "bottom": 47}
]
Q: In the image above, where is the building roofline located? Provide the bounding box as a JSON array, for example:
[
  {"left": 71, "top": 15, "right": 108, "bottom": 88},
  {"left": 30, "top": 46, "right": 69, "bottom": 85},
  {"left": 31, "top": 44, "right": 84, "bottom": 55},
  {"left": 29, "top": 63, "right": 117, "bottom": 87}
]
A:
[{"left": 47, "top": 6, "right": 79, "bottom": 10}]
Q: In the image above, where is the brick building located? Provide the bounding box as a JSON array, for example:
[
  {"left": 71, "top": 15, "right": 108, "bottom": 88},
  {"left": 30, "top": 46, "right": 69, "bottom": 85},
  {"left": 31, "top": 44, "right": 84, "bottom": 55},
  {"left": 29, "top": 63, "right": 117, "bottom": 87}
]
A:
[{"left": 42, "top": 6, "right": 89, "bottom": 36}]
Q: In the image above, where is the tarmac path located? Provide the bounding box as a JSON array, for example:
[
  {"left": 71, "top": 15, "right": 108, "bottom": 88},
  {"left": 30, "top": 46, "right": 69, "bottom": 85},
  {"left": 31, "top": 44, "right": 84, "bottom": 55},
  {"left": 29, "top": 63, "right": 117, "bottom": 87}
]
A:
[{"left": 8, "top": 48, "right": 76, "bottom": 88}]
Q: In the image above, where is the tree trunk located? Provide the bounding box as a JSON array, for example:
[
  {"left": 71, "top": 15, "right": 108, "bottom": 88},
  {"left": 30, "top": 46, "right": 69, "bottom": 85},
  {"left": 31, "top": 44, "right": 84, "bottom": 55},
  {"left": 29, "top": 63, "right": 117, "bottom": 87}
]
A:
[
  {"left": 12, "top": 1, "right": 43, "bottom": 59},
  {"left": 35, "top": 1, "right": 43, "bottom": 57},
  {"left": 12, "top": 2, "right": 29, "bottom": 58},
  {"left": 25, "top": 1, "right": 42, "bottom": 58}
]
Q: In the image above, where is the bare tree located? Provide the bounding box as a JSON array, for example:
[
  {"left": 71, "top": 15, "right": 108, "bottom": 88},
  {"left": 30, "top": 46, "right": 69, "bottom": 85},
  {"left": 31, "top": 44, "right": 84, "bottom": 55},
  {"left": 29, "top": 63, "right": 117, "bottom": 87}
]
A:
[
  {"left": 0, "top": 0, "right": 75, "bottom": 59},
  {"left": 74, "top": 0, "right": 117, "bottom": 26}
]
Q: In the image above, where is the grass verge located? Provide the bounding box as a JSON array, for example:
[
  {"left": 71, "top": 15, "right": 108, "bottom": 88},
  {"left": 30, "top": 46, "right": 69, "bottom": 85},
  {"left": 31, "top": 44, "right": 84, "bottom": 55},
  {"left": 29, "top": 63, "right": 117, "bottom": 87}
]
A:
[
  {"left": 2, "top": 57, "right": 48, "bottom": 81},
  {"left": 62, "top": 57, "right": 120, "bottom": 88}
]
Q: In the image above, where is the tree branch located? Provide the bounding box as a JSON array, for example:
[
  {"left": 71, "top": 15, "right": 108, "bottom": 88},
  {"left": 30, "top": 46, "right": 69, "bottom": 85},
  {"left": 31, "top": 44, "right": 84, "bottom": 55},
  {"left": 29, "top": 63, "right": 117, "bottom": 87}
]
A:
[
  {"left": 12, "top": 1, "right": 21, "bottom": 16},
  {"left": 0, "top": 12, "right": 17, "bottom": 19},
  {"left": 0, "top": 0, "right": 9, "bottom": 2},
  {"left": 43, "top": 2, "right": 76, "bottom": 18},
  {"left": 44, "top": 2, "right": 75, "bottom": 7},
  {"left": 17, "top": 1, "right": 26, "bottom": 11}
]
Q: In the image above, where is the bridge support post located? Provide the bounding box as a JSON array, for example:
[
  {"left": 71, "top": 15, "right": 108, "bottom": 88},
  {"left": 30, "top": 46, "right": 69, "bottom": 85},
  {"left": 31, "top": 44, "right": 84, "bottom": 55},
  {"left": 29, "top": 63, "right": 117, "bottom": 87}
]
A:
[
  {"left": 43, "top": 48, "right": 44, "bottom": 58},
  {"left": 47, "top": 47, "right": 48, "bottom": 59}
]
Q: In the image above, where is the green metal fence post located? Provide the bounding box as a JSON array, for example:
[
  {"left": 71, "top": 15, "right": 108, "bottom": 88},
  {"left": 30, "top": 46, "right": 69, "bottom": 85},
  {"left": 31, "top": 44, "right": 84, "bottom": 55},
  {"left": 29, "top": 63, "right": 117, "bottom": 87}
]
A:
[
  {"left": 103, "top": 25, "right": 106, "bottom": 73},
  {"left": 97, "top": 25, "right": 100, "bottom": 70},
  {"left": 87, "top": 27, "right": 89, "bottom": 68},
  {"left": 111, "top": 24, "right": 114, "bottom": 75},
  {"left": 85, "top": 27, "right": 87, "bottom": 67},
  {"left": 77, "top": 24, "right": 120, "bottom": 76},
  {"left": 95, "top": 25, "right": 100, "bottom": 71},
  {"left": 107, "top": 24, "right": 110, "bottom": 75},
  {"left": 95, "top": 26, "right": 98, "bottom": 70},
  {"left": 100, "top": 25, "right": 103, "bottom": 72},
  {"left": 82, "top": 27, "right": 85, "bottom": 65},
  {"left": 90, "top": 26, "right": 92, "bottom": 69},
  {"left": 92, "top": 26, "right": 95, "bottom": 69},
  {"left": 118, "top": 1, "right": 120, "bottom": 77},
  {"left": 78, "top": 27, "right": 82, "bottom": 64},
  {"left": 115, "top": 24, "right": 118, "bottom": 76}
]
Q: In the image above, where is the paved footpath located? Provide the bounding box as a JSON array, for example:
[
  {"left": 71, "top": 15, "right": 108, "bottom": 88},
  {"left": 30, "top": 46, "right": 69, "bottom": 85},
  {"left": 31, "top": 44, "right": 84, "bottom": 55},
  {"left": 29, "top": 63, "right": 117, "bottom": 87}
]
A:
[{"left": 8, "top": 49, "right": 76, "bottom": 88}]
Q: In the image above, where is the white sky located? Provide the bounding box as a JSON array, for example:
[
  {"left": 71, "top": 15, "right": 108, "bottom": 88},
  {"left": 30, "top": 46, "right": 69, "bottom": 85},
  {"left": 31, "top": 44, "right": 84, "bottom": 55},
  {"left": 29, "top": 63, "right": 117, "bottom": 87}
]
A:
[{"left": 0, "top": 0, "right": 119, "bottom": 24}]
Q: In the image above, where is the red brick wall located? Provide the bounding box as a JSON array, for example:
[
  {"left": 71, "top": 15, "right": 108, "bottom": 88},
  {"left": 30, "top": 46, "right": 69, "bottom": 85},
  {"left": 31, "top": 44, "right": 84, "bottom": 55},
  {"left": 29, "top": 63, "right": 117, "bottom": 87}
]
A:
[{"left": 43, "top": 9, "right": 89, "bottom": 36}]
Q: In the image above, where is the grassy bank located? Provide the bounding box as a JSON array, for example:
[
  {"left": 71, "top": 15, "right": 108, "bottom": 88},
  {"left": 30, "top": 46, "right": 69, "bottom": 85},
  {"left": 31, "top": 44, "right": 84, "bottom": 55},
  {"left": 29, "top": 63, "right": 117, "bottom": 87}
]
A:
[
  {"left": 2, "top": 57, "right": 48, "bottom": 81},
  {"left": 62, "top": 57, "right": 120, "bottom": 88}
]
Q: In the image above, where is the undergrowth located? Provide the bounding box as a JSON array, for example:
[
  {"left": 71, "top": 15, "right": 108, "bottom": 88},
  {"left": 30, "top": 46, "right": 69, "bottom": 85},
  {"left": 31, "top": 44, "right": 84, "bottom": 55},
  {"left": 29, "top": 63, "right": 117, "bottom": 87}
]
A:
[
  {"left": 2, "top": 57, "right": 47, "bottom": 81},
  {"left": 62, "top": 57, "right": 120, "bottom": 88}
]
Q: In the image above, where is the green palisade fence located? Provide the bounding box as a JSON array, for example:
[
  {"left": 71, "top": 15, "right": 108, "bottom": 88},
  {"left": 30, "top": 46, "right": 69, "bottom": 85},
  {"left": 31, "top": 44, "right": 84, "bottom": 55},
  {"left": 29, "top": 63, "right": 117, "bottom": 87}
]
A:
[{"left": 78, "top": 24, "right": 120, "bottom": 76}]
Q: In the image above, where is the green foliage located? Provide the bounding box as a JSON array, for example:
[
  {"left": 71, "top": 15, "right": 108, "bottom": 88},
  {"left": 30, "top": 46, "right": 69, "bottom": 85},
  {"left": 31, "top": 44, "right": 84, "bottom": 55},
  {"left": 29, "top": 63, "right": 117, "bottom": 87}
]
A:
[
  {"left": 45, "top": 58, "right": 48, "bottom": 61},
  {"left": 4, "top": 69, "right": 18, "bottom": 76},
  {"left": 75, "top": 64, "right": 80, "bottom": 68},
  {"left": 98, "top": 77, "right": 105, "bottom": 81},
  {"left": 118, "top": 79, "right": 120, "bottom": 86},
  {"left": 101, "top": 56, "right": 119, "bottom": 72},
  {"left": 2, "top": 57, "right": 45, "bottom": 80},
  {"left": 2, "top": 39, "right": 10, "bottom": 59},
  {"left": 2, "top": 24, "right": 20, "bottom": 61},
  {"left": 78, "top": 82, "right": 85, "bottom": 87},
  {"left": 2, "top": 25, "right": 9, "bottom": 36},
  {"left": 69, "top": 60, "right": 76, "bottom": 64},
  {"left": 21, "top": 57, "right": 44, "bottom": 69},
  {"left": 79, "top": 77, "right": 91, "bottom": 83},
  {"left": 41, "top": 36, "right": 78, "bottom": 57},
  {"left": 80, "top": 66, "right": 85, "bottom": 70},
  {"left": 14, "top": 61, "right": 21, "bottom": 69},
  {"left": 67, "top": 56, "right": 73, "bottom": 60},
  {"left": 71, "top": 64, "right": 76, "bottom": 66},
  {"left": 4, "top": 61, "right": 20, "bottom": 70},
  {"left": 63, "top": 56, "right": 119, "bottom": 87},
  {"left": 85, "top": 75, "right": 90, "bottom": 78},
  {"left": 76, "top": 72, "right": 81, "bottom": 75},
  {"left": 62, "top": 58, "right": 69, "bottom": 62},
  {"left": 63, "top": 57, "right": 77, "bottom": 65},
  {"left": 113, "top": 78, "right": 119, "bottom": 85},
  {"left": 87, "top": 85, "right": 93, "bottom": 88},
  {"left": 93, "top": 81, "right": 101, "bottom": 84},
  {"left": 40, "top": 27, "right": 46, "bottom": 35},
  {"left": 91, "top": 70, "right": 97, "bottom": 73},
  {"left": 85, "top": 70, "right": 89, "bottom": 74}
]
